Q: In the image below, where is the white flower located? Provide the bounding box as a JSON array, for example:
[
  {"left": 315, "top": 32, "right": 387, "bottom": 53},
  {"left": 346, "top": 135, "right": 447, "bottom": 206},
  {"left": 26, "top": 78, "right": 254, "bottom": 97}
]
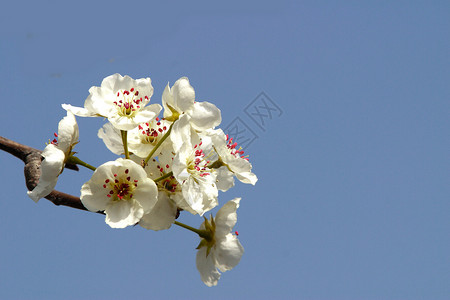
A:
[
  {"left": 171, "top": 115, "right": 218, "bottom": 216},
  {"left": 162, "top": 77, "right": 221, "bottom": 131},
  {"left": 27, "top": 112, "right": 79, "bottom": 202},
  {"left": 196, "top": 198, "right": 244, "bottom": 287},
  {"left": 80, "top": 158, "right": 158, "bottom": 228},
  {"left": 63, "top": 74, "right": 162, "bottom": 130},
  {"left": 209, "top": 129, "right": 257, "bottom": 185}
]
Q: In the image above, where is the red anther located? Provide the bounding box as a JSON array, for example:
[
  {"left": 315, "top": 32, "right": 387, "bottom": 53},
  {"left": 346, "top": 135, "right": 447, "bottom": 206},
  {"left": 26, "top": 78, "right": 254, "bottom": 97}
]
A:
[
  {"left": 134, "top": 179, "right": 138, "bottom": 182},
  {"left": 105, "top": 179, "right": 110, "bottom": 183},
  {"left": 226, "top": 134, "right": 229, "bottom": 140},
  {"left": 130, "top": 88, "right": 134, "bottom": 92},
  {"left": 145, "top": 96, "right": 149, "bottom": 100},
  {"left": 107, "top": 194, "right": 111, "bottom": 198},
  {"left": 156, "top": 117, "right": 159, "bottom": 121},
  {"left": 235, "top": 231, "right": 239, "bottom": 236},
  {"left": 158, "top": 128, "right": 163, "bottom": 132},
  {"left": 163, "top": 126, "right": 167, "bottom": 130},
  {"left": 115, "top": 179, "right": 119, "bottom": 183},
  {"left": 117, "top": 92, "right": 120, "bottom": 97},
  {"left": 231, "top": 142, "right": 237, "bottom": 149},
  {"left": 146, "top": 122, "right": 149, "bottom": 126},
  {"left": 139, "top": 125, "right": 143, "bottom": 130},
  {"left": 127, "top": 177, "right": 131, "bottom": 181},
  {"left": 135, "top": 91, "right": 139, "bottom": 96},
  {"left": 109, "top": 190, "right": 114, "bottom": 194},
  {"left": 125, "top": 169, "right": 129, "bottom": 174},
  {"left": 160, "top": 167, "right": 163, "bottom": 172},
  {"left": 54, "top": 133, "right": 58, "bottom": 137},
  {"left": 114, "top": 174, "right": 118, "bottom": 177}
]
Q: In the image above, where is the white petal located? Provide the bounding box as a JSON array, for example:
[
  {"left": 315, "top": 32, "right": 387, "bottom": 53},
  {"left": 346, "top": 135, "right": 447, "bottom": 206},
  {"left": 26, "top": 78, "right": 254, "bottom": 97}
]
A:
[
  {"left": 215, "top": 166, "right": 235, "bottom": 192},
  {"left": 214, "top": 234, "right": 244, "bottom": 272},
  {"left": 215, "top": 198, "right": 240, "bottom": 236},
  {"left": 132, "top": 177, "right": 158, "bottom": 214},
  {"left": 130, "top": 104, "right": 162, "bottom": 124},
  {"left": 139, "top": 192, "right": 177, "bottom": 231},
  {"left": 98, "top": 123, "right": 123, "bottom": 155},
  {"left": 187, "top": 101, "right": 221, "bottom": 131},
  {"left": 235, "top": 171, "right": 258, "bottom": 185},
  {"left": 57, "top": 111, "right": 79, "bottom": 153},
  {"left": 104, "top": 200, "right": 144, "bottom": 228},
  {"left": 162, "top": 83, "right": 177, "bottom": 119},
  {"left": 62, "top": 103, "right": 97, "bottom": 117},
  {"left": 196, "top": 247, "right": 221, "bottom": 287},
  {"left": 170, "top": 114, "right": 192, "bottom": 153},
  {"left": 182, "top": 177, "right": 204, "bottom": 215},
  {"left": 172, "top": 77, "right": 195, "bottom": 112}
]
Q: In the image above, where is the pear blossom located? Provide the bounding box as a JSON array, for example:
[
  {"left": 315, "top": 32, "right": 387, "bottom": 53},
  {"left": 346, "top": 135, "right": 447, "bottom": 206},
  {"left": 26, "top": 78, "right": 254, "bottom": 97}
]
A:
[
  {"left": 209, "top": 129, "right": 257, "bottom": 185},
  {"left": 80, "top": 158, "right": 158, "bottom": 228},
  {"left": 196, "top": 198, "right": 244, "bottom": 287},
  {"left": 162, "top": 77, "right": 221, "bottom": 131},
  {"left": 27, "top": 112, "right": 79, "bottom": 202},
  {"left": 63, "top": 73, "right": 161, "bottom": 130},
  {"left": 171, "top": 115, "right": 218, "bottom": 216}
]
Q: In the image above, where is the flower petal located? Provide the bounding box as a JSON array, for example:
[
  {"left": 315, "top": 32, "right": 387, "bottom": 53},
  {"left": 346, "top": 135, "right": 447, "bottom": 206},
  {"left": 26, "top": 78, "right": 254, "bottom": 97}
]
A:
[
  {"left": 214, "top": 198, "right": 240, "bottom": 236},
  {"left": 214, "top": 233, "right": 245, "bottom": 272},
  {"left": 172, "top": 77, "right": 195, "bottom": 112},
  {"left": 196, "top": 246, "right": 221, "bottom": 287},
  {"left": 98, "top": 123, "right": 123, "bottom": 155},
  {"left": 57, "top": 111, "right": 79, "bottom": 153},
  {"left": 187, "top": 101, "right": 221, "bottom": 131},
  {"left": 62, "top": 103, "right": 97, "bottom": 117},
  {"left": 104, "top": 200, "right": 144, "bottom": 228},
  {"left": 139, "top": 192, "right": 177, "bottom": 231}
]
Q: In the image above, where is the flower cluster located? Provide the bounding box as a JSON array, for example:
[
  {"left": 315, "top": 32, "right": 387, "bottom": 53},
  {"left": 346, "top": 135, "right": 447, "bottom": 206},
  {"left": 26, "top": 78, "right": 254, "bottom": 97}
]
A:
[{"left": 27, "top": 74, "right": 257, "bottom": 286}]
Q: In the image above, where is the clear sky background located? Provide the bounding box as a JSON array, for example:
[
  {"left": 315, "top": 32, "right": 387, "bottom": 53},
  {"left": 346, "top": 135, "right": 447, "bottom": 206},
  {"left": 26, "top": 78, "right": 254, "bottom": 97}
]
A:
[{"left": 0, "top": 1, "right": 449, "bottom": 299}]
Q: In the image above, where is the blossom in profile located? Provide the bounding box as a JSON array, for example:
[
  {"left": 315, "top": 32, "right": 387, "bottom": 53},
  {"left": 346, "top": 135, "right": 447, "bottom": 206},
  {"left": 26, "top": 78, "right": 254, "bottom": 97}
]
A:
[
  {"left": 80, "top": 158, "right": 158, "bottom": 228},
  {"left": 63, "top": 73, "right": 161, "bottom": 130},
  {"left": 196, "top": 198, "right": 244, "bottom": 287},
  {"left": 209, "top": 128, "right": 257, "bottom": 185},
  {"left": 27, "top": 112, "right": 79, "bottom": 202}
]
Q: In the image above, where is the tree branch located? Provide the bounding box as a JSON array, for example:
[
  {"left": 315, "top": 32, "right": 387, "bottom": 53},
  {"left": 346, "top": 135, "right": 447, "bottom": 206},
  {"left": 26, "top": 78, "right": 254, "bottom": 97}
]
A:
[{"left": 0, "top": 135, "right": 102, "bottom": 214}]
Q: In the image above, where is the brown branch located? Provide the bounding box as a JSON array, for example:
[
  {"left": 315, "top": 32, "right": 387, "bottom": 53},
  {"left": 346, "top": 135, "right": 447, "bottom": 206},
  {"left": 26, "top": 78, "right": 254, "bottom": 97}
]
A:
[{"left": 0, "top": 135, "right": 102, "bottom": 214}]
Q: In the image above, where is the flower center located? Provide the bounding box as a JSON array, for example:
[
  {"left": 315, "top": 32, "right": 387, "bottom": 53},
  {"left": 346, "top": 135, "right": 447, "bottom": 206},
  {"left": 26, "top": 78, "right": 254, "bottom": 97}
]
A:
[
  {"left": 154, "top": 161, "right": 180, "bottom": 193},
  {"left": 188, "top": 142, "right": 211, "bottom": 177},
  {"left": 103, "top": 168, "right": 138, "bottom": 201},
  {"left": 226, "top": 134, "right": 248, "bottom": 161},
  {"left": 138, "top": 118, "right": 168, "bottom": 145},
  {"left": 113, "top": 88, "right": 149, "bottom": 117}
]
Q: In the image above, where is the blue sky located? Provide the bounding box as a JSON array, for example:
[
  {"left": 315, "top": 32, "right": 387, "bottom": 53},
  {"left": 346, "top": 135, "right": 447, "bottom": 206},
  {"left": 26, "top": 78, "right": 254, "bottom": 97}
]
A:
[{"left": 0, "top": 1, "right": 449, "bottom": 299}]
